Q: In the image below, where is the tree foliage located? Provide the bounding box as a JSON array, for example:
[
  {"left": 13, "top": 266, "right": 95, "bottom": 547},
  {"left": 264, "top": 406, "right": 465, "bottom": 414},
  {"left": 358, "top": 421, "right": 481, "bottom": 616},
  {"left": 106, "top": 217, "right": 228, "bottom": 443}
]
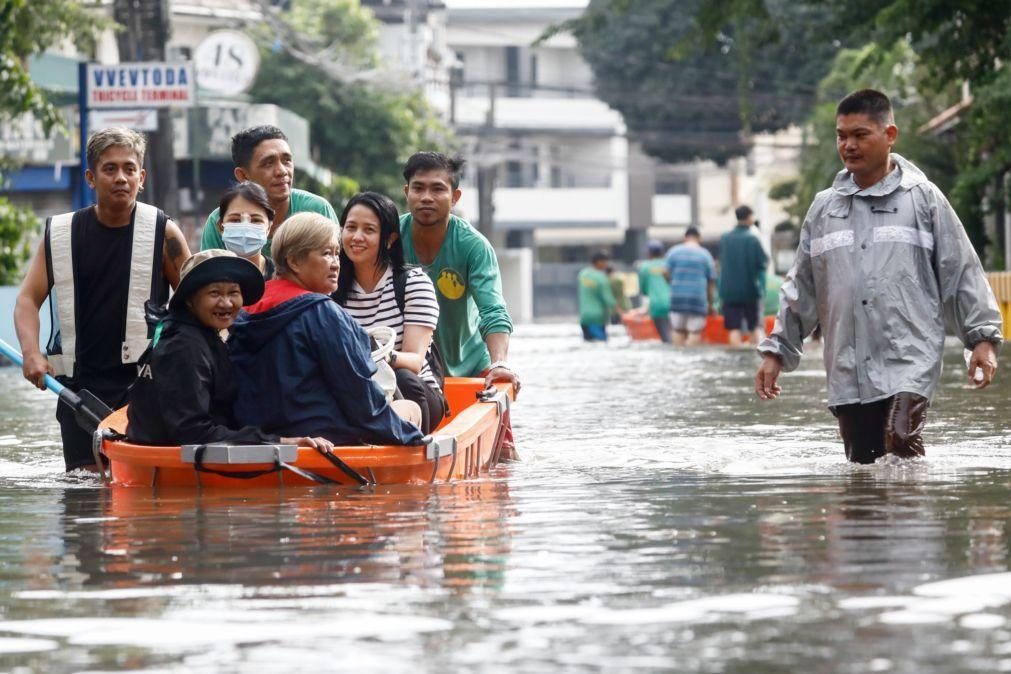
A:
[
  {"left": 250, "top": 0, "right": 452, "bottom": 201},
  {"left": 0, "top": 0, "right": 109, "bottom": 132},
  {"left": 561, "top": 0, "right": 842, "bottom": 164},
  {"left": 0, "top": 197, "right": 39, "bottom": 285}
]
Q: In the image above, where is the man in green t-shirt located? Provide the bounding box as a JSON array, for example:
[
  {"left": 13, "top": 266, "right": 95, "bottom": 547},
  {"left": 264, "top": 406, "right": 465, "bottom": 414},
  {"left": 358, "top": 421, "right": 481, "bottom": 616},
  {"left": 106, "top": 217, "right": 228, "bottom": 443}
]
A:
[
  {"left": 636, "top": 240, "right": 673, "bottom": 343},
  {"left": 200, "top": 125, "right": 336, "bottom": 256},
  {"left": 399, "top": 152, "right": 520, "bottom": 396},
  {"left": 579, "top": 251, "right": 616, "bottom": 341}
]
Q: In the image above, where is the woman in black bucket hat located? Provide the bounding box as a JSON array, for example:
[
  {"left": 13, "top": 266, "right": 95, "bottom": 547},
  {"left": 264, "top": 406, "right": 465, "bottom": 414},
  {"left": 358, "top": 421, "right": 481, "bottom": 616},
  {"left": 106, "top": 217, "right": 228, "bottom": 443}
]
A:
[{"left": 127, "top": 249, "right": 333, "bottom": 451}]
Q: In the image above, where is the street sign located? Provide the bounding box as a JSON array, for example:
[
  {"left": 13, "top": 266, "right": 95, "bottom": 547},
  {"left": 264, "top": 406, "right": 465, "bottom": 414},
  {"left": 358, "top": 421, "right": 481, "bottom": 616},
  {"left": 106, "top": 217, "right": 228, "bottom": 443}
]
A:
[
  {"left": 90, "top": 109, "right": 159, "bottom": 132},
  {"left": 86, "top": 62, "right": 195, "bottom": 108},
  {"left": 194, "top": 30, "right": 260, "bottom": 97}
]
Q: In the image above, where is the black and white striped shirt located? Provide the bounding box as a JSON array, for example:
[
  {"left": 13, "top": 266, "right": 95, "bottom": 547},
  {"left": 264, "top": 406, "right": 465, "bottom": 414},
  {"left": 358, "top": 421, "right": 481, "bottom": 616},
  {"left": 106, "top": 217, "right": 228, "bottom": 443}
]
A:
[{"left": 341, "top": 266, "right": 441, "bottom": 387}]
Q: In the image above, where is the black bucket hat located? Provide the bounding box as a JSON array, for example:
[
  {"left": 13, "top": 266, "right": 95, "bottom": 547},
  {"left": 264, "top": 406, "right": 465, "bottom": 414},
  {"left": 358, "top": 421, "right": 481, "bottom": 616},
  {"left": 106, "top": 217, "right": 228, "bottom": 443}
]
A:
[{"left": 169, "top": 249, "right": 265, "bottom": 311}]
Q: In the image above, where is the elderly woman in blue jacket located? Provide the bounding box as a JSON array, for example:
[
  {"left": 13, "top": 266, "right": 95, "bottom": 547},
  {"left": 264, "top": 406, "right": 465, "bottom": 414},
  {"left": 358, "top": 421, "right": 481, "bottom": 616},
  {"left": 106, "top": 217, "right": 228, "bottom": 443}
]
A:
[{"left": 228, "top": 212, "right": 424, "bottom": 446}]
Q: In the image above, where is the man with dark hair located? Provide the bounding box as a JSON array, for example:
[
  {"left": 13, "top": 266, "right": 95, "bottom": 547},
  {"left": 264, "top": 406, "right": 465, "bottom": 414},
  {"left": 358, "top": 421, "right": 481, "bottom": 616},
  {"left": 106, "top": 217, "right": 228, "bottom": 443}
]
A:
[
  {"left": 664, "top": 226, "right": 716, "bottom": 346},
  {"left": 755, "top": 88, "right": 1003, "bottom": 464},
  {"left": 579, "top": 250, "right": 616, "bottom": 342},
  {"left": 14, "top": 127, "right": 191, "bottom": 471},
  {"left": 399, "top": 151, "right": 520, "bottom": 396},
  {"left": 719, "top": 204, "right": 769, "bottom": 346},
  {"left": 201, "top": 125, "right": 336, "bottom": 254}
]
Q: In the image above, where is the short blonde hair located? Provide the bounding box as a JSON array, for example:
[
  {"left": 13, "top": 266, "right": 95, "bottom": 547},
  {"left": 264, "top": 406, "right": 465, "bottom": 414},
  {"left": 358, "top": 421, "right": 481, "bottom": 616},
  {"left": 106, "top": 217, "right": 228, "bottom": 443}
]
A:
[
  {"left": 87, "top": 127, "right": 146, "bottom": 170},
  {"left": 271, "top": 212, "right": 340, "bottom": 278}
]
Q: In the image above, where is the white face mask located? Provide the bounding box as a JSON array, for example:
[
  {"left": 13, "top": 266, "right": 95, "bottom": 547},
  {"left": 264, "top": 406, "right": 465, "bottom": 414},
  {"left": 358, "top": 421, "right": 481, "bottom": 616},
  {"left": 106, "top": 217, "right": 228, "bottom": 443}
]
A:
[{"left": 222, "top": 213, "right": 267, "bottom": 256}]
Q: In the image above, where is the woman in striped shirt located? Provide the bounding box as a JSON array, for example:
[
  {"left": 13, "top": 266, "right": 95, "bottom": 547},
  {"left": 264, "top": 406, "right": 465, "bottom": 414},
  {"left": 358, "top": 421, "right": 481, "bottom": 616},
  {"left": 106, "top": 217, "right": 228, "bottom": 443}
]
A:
[{"left": 333, "top": 192, "right": 445, "bottom": 433}]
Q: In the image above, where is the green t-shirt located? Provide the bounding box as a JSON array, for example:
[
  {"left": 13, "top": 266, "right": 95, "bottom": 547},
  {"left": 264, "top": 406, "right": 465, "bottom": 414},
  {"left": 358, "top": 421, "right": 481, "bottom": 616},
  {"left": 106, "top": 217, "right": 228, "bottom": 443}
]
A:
[
  {"left": 637, "top": 258, "right": 671, "bottom": 318},
  {"left": 718, "top": 224, "right": 769, "bottom": 304},
  {"left": 200, "top": 188, "right": 337, "bottom": 257},
  {"left": 578, "top": 266, "right": 615, "bottom": 326},
  {"left": 400, "top": 213, "right": 513, "bottom": 378},
  {"left": 764, "top": 273, "right": 784, "bottom": 316}
]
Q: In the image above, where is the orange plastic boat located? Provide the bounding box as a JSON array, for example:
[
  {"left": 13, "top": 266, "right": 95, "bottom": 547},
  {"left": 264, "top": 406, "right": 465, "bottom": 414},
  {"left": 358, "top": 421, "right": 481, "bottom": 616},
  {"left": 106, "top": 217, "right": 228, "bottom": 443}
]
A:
[
  {"left": 98, "top": 378, "right": 514, "bottom": 488},
  {"left": 621, "top": 312, "right": 776, "bottom": 344}
]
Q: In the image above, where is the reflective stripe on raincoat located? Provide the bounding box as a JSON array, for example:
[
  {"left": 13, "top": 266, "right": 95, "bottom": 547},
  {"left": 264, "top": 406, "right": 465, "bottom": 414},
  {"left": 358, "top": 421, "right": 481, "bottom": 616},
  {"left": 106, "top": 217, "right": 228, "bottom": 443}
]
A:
[{"left": 758, "top": 154, "right": 1003, "bottom": 407}]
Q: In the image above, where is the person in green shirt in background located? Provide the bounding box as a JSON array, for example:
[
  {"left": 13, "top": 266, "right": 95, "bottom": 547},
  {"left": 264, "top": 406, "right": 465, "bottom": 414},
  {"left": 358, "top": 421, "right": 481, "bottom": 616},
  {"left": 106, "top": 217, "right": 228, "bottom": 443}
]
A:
[
  {"left": 636, "top": 240, "right": 673, "bottom": 343},
  {"left": 200, "top": 125, "right": 336, "bottom": 258},
  {"left": 718, "top": 205, "right": 770, "bottom": 347},
  {"left": 578, "top": 251, "right": 616, "bottom": 342},
  {"left": 606, "top": 266, "right": 631, "bottom": 324},
  {"left": 399, "top": 152, "right": 520, "bottom": 397}
]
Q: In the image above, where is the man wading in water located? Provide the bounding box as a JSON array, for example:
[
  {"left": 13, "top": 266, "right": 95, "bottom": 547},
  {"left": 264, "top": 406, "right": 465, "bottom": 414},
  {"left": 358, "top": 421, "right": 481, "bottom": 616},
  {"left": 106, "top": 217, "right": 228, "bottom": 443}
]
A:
[{"left": 754, "top": 89, "right": 1003, "bottom": 464}]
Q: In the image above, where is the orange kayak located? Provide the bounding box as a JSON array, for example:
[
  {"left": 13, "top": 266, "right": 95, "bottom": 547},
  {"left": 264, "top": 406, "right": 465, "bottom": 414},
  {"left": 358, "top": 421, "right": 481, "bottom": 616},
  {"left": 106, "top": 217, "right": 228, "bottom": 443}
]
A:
[
  {"left": 98, "top": 378, "right": 514, "bottom": 488},
  {"left": 621, "top": 313, "right": 776, "bottom": 344}
]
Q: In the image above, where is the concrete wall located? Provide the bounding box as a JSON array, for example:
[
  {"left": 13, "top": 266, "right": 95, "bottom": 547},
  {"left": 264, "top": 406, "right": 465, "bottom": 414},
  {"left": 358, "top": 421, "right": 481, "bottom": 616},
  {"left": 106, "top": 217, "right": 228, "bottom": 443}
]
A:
[{"left": 498, "top": 249, "right": 533, "bottom": 324}]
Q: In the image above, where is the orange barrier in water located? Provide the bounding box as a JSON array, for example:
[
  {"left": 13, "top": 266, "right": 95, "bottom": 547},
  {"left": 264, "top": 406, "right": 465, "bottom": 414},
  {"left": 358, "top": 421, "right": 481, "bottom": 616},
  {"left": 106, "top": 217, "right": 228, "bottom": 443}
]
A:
[
  {"left": 99, "top": 378, "right": 513, "bottom": 488},
  {"left": 986, "top": 272, "right": 1011, "bottom": 340},
  {"left": 622, "top": 313, "right": 776, "bottom": 344}
]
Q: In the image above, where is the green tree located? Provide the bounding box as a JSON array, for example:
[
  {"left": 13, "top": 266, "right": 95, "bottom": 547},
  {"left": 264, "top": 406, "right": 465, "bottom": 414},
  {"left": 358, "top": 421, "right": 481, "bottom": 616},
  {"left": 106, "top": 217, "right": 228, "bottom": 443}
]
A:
[
  {"left": 556, "top": 0, "right": 842, "bottom": 164},
  {"left": 250, "top": 0, "right": 452, "bottom": 202},
  {"left": 0, "top": 0, "right": 108, "bottom": 132}
]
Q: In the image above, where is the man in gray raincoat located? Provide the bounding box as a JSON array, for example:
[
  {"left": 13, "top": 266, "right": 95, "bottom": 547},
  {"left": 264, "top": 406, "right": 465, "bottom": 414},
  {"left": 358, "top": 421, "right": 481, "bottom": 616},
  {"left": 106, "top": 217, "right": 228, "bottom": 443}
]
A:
[{"left": 754, "top": 89, "right": 1003, "bottom": 464}]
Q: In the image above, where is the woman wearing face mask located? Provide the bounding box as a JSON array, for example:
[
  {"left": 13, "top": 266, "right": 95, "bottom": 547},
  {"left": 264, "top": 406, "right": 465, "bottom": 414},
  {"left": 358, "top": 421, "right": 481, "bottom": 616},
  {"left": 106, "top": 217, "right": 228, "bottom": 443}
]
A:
[
  {"left": 127, "top": 249, "right": 333, "bottom": 452},
  {"left": 216, "top": 181, "right": 274, "bottom": 279},
  {"left": 333, "top": 192, "right": 446, "bottom": 434}
]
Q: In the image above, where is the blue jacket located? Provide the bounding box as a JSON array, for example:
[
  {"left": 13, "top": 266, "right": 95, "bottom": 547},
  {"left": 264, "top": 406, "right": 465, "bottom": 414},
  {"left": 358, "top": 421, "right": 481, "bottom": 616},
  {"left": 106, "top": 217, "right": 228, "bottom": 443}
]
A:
[{"left": 228, "top": 284, "right": 424, "bottom": 446}]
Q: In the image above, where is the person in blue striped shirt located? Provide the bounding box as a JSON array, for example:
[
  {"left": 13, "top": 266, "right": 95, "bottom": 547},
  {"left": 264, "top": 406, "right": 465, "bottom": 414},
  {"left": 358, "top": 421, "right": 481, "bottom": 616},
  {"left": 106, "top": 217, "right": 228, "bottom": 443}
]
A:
[{"left": 664, "top": 226, "right": 717, "bottom": 346}]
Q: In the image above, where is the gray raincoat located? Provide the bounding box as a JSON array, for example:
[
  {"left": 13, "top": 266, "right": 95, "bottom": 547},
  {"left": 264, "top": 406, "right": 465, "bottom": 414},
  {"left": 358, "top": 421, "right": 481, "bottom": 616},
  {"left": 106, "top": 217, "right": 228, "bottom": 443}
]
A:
[{"left": 758, "top": 154, "right": 1003, "bottom": 407}]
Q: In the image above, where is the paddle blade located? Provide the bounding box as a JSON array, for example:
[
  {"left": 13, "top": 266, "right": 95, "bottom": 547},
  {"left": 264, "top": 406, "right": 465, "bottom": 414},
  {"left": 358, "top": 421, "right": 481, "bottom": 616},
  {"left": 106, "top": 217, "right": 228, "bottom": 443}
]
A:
[{"left": 59, "top": 388, "right": 114, "bottom": 435}]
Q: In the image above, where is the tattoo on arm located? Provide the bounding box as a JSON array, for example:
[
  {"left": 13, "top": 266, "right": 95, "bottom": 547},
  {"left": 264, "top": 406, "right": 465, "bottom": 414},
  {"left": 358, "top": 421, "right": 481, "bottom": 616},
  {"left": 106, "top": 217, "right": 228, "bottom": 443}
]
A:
[{"left": 167, "top": 236, "right": 185, "bottom": 267}]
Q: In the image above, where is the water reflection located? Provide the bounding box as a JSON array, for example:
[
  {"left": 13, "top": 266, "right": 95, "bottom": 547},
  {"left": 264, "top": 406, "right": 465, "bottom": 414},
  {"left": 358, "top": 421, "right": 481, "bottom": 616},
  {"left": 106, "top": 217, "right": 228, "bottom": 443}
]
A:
[{"left": 0, "top": 327, "right": 1010, "bottom": 672}]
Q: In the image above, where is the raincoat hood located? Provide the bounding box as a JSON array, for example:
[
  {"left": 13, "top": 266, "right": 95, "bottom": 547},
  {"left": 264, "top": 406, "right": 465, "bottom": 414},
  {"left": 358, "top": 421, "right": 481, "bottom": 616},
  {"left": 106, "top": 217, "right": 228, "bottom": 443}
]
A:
[{"left": 230, "top": 281, "right": 330, "bottom": 358}]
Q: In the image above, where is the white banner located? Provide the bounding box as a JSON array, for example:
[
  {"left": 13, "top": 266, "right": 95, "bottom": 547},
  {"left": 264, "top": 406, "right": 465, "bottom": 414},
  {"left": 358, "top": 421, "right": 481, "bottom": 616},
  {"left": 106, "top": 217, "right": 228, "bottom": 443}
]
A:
[{"left": 87, "top": 62, "right": 195, "bottom": 109}]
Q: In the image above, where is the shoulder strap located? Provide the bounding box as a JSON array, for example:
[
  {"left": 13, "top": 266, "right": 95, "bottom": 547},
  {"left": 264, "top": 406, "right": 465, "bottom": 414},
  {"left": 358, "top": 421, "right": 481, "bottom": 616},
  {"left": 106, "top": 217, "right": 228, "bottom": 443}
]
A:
[
  {"left": 121, "top": 202, "right": 159, "bottom": 364},
  {"left": 47, "top": 211, "right": 76, "bottom": 377},
  {"left": 393, "top": 267, "right": 408, "bottom": 314}
]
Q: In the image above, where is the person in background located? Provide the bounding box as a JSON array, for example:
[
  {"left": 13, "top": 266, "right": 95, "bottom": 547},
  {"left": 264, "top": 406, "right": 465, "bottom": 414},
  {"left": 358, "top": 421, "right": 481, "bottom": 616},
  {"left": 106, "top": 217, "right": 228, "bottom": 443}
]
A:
[
  {"left": 201, "top": 125, "right": 337, "bottom": 257},
  {"left": 578, "top": 251, "right": 616, "bottom": 342},
  {"left": 664, "top": 227, "right": 716, "bottom": 346},
  {"left": 719, "top": 205, "right": 770, "bottom": 347},
  {"left": 127, "top": 249, "right": 332, "bottom": 452},
  {"left": 334, "top": 192, "right": 446, "bottom": 435},
  {"left": 637, "top": 240, "right": 673, "bottom": 343},
  {"left": 229, "top": 212, "right": 424, "bottom": 446},
  {"left": 755, "top": 88, "right": 1002, "bottom": 464},
  {"left": 14, "top": 127, "right": 191, "bottom": 472},
  {"left": 399, "top": 152, "right": 520, "bottom": 395},
  {"left": 215, "top": 181, "right": 274, "bottom": 279},
  {"left": 606, "top": 266, "right": 631, "bottom": 324}
]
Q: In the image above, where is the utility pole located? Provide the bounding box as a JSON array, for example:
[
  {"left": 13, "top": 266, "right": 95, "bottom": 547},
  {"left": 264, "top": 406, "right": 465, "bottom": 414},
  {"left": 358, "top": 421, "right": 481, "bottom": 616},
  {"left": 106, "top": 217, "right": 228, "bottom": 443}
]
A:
[{"left": 112, "top": 0, "right": 179, "bottom": 219}]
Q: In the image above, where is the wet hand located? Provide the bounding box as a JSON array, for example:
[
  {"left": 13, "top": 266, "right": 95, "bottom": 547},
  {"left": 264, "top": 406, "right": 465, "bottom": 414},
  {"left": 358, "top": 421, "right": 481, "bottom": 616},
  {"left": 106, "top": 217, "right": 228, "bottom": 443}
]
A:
[
  {"left": 755, "top": 354, "right": 783, "bottom": 400},
  {"left": 968, "top": 341, "right": 998, "bottom": 389},
  {"left": 22, "top": 351, "right": 52, "bottom": 391},
  {"left": 485, "top": 366, "right": 521, "bottom": 399}
]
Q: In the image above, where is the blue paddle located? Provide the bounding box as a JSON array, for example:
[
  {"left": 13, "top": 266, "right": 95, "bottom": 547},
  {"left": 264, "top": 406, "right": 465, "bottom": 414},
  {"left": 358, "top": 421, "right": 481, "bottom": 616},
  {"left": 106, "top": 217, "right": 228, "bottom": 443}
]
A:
[{"left": 0, "top": 337, "right": 114, "bottom": 434}]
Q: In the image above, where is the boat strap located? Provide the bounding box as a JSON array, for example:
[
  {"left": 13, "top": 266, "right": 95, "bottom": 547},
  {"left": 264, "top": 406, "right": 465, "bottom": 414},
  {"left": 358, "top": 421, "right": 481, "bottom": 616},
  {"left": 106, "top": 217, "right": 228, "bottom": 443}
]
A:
[
  {"left": 314, "top": 446, "right": 373, "bottom": 486},
  {"left": 191, "top": 445, "right": 339, "bottom": 485}
]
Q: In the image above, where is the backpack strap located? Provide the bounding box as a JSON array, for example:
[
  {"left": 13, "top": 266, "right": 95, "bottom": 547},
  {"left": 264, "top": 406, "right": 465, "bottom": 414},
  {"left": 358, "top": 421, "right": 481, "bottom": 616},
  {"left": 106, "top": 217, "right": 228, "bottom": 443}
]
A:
[{"left": 393, "top": 267, "right": 408, "bottom": 315}]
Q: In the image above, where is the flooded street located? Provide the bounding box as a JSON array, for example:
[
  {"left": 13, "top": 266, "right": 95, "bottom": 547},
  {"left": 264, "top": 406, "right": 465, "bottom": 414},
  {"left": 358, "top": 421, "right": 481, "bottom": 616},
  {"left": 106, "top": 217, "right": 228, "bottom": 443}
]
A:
[{"left": 0, "top": 325, "right": 1010, "bottom": 673}]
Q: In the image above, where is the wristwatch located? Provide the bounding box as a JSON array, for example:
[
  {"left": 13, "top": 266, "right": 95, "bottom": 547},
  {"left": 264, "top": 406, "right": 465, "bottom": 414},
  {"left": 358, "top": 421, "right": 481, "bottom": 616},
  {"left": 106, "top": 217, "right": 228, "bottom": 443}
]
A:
[{"left": 388, "top": 351, "right": 398, "bottom": 366}]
